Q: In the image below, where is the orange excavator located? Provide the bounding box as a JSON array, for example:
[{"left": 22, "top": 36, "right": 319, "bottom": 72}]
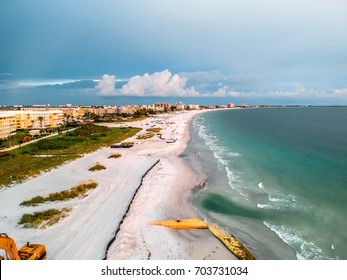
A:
[{"left": 0, "top": 233, "right": 46, "bottom": 260}]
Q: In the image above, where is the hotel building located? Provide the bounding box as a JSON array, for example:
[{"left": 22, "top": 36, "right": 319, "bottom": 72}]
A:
[
  {"left": 0, "top": 110, "right": 64, "bottom": 140},
  {"left": 0, "top": 112, "right": 17, "bottom": 140}
]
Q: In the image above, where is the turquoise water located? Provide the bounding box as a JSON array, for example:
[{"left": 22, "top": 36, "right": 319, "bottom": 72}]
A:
[{"left": 185, "top": 107, "right": 347, "bottom": 260}]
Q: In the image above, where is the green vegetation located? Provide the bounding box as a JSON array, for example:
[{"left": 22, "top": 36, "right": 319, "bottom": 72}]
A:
[
  {"left": 136, "top": 127, "right": 161, "bottom": 139},
  {"left": 0, "top": 124, "right": 141, "bottom": 187},
  {"left": 108, "top": 153, "right": 122, "bottom": 159},
  {"left": 2, "top": 130, "right": 31, "bottom": 148},
  {"left": 18, "top": 208, "right": 71, "bottom": 229},
  {"left": 134, "top": 108, "right": 156, "bottom": 117},
  {"left": 116, "top": 116, "right": 148, "bottom": 123},
  {"left": 20, "top": 180, "right": 98, "bottom": 207},
  {"left": 89, "top": 162, "right": 106, "bottom": 171},
  {"left": 136, "top": 133, "right": 155, "bottom": 140},
  {"left": 146, "top": 127, "right": 161, "bottom": 133}
]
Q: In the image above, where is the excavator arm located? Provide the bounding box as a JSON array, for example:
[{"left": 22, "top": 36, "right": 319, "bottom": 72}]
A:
[
  {"left": 0, "top": 233, "right": 21, "bottom": 260},
  {"left": 0, "top": 233, "right": 46, "bottom": 260}
]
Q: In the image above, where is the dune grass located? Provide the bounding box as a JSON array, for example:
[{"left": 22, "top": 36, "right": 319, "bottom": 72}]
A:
[
  {"left": 114, "top": 142, "right": 134, "bottom": 148},
  {"left": 108, "top": 153, "right": 121, "bottom": 159},
  {"left": 89, "top": 162, "right": 106, "bottom": 171},
  {"left": 0, "top": 125, "right": 141, "bottom": 187},
  {"left": 20, "top": 180, "right": 98, "bottom": 207},
  {"left": 136, "top": 133, "right": 155, "bottom": 140},
  {"left": 18, "top": 208, "right": 71, "bottom": 229},
  {"left": 146, "top": 127, "right": 161, "bottom": 133}
]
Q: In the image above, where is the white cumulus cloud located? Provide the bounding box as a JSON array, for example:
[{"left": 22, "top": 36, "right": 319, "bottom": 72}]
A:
[
  {"left": 120, "top": 70, "right": 199, "bottom": 97},
  {"left": 95, "top": 74, "right": 117, "bottom": 96}
]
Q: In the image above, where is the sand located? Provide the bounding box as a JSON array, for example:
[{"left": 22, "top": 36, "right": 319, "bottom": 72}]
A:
[{"left": 0, "top": 110, "right": 236, "bottom": 260}]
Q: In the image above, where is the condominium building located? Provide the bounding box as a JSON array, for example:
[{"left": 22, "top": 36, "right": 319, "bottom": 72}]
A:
[
  {"left": 187, "top": 104, "right": 200, "bottom": 110},
  {"left": 0, "top": 112, "right": 16, "bottom": 140},
  {"left": 21, "top": 106, "right": 85, "bottom": 118},
  {"left": 176, "top": 102, "right": 185, "bottom": 110},
  {"left": 17, "top": 110, "right": 64, "bottom": 130},
  {"left": 0, "top": 110, "right": 64, "bottom": 140}
]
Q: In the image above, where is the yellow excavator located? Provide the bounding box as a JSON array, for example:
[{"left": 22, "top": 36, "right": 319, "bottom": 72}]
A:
[{"left": 0, "top": 233, "right": 46, "bottom": 260}]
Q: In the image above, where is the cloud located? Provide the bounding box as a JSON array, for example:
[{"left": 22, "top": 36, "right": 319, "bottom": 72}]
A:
[
  {"left": 120, "top": 70, "right": 199, "bottom": 97},
  {"left": 211, "top": 87, "right": 242, "bottom": 97},
  {"left": 16, "top": 79, "right": 82, "bottom": 87},
  {"left": 205, "top": 83, "right": 334, "bottom": 99},
  {"left": 95, "top": 71, "right": 346, "bottom": 102},
  {"left": 96, "top": 70, "right": 199, "bottom": 97},
  {"left": 334, "top": 89, "right": 347, "bottom": 95},
  {"left": 95, "top": 74, "right": 116, "bottom": 96}
]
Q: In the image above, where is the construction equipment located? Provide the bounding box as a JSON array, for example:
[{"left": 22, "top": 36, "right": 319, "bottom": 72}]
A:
[
  {"left": 150, "top": 218, "right": 256, "bottom": 260},
  {"left": 0, "top": 233, "right": 46, "bottom": 260}
]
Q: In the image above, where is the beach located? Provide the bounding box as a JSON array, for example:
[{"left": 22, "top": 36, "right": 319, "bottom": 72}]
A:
[{"left": 0, "top": 110, "right": 236, "bottom": 260}]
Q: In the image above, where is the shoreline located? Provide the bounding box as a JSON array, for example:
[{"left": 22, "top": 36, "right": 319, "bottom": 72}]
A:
[
  {"left": 106, "top": 110, "right": 236, "bottom": 260},
  {"left": 0, "top": 110, "right": 237, "bottom": 260}
]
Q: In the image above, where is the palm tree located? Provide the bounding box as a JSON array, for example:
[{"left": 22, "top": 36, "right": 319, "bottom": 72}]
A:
[{"left": 38, "top": 116, "right": 44, "bottom": 129}]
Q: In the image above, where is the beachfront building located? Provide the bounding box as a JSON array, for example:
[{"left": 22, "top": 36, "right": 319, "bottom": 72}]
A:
[
  {"left": 176, "top": 102, "right": 185, "bottom": 110},
  {"left": 152, "top": 103, "right": 173, "bottom": 112},
  {"left": 57, "top": 107, "right": 85, "bottom": 118},
  {"left": 0, "top": 110, "right": 64, "bottom": 139},
  {"left": 16, "top": 110, "right": 64, "bottom": 130},
  {"left": 22, "top": 106, "right": 85, "bottom": 118},
  {"left": 81, "top": 106, "right": 118, "bottom": 117},
  {"left": 0, "top": 112, "right": 17, "bottom": 140},
  {"left": 116, "top": 105, "right": 142, "bottom": 115},
  {"left": 187, "top": 104, "right": 200, "bottom": 110}
]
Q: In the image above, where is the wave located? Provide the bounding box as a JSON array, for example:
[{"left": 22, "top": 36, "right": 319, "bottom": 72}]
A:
[
  {"left": 258, "top": 182, "right": 265, "bottom": 190},
  {"left": 195, "top": 119, "right": 251, "bottom": 201},
  {"left": 257, "top": 181, "right": 298, "bottom": 211},
  {"left": 193, "top": 110, "right": 346, "bottom": 260},
  {"left": 263, "top": 222, "right": 333, "bottom": 260}
]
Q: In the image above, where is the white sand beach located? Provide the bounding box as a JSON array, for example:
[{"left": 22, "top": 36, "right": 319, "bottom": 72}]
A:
[{"left": 0, "top": 110, "right": 236, "bottom": 260}]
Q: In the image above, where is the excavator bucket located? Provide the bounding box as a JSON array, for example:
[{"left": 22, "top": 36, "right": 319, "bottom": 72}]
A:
[{"left": 150, "top": 218, "right": 208, "bottom": 230}]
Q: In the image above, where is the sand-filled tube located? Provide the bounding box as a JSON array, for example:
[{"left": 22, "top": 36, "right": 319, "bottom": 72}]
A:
[
  {"left": 150, "top": 218, "right": 255, "bottom": 260},
  {"left": 149, "top": 218, "right": 209, "bottom": 229},
  {"left": 208, "top": 224, "right": 255, "bottom": 260}
]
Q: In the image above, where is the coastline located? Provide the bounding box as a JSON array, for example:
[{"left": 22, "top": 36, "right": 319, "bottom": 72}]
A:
[
  {"left": 105, "top": 110, "right": 236, "bottom": 260},
  {"left": 0, "top": 110, "right": 236, "bottom": 260}
]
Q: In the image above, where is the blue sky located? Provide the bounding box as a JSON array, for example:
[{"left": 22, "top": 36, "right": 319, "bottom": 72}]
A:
[{"left": 1, "top": 0, "right": 347, "bottom": 105}]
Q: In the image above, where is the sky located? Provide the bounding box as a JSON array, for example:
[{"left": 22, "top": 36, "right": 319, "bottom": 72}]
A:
[{"left": 1, "top": 0, "right": 347, "bottom": 106}]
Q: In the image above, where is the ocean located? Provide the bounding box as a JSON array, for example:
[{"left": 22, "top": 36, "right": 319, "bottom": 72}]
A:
[{"left": 183, "top": 107, "right": 347, "bottom": 260}]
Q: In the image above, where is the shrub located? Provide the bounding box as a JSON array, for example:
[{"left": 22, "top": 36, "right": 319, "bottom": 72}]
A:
[
  {"left": 0, "top": 152, "right": 9, "bottom": 158},
  {"left": 20, "top": 180, "right": 98, "bottom": 206},
  {"left": 120, "top": 142, "right": 134, "bottom": 148},
  {"left": 136, "top": 133, "right": 154, "bottom": 140},
  {"left": 19, "top": 208, "right": 71, "bottom": 229},
  {"left": 108, "top": 153, "right": 121, "bottom": 159},
  {"left": 89, "top": 162, "right": 106, "bottom": 171},
  {"left": 146, "top": 127, "right": 161, "bottom": 133}
]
